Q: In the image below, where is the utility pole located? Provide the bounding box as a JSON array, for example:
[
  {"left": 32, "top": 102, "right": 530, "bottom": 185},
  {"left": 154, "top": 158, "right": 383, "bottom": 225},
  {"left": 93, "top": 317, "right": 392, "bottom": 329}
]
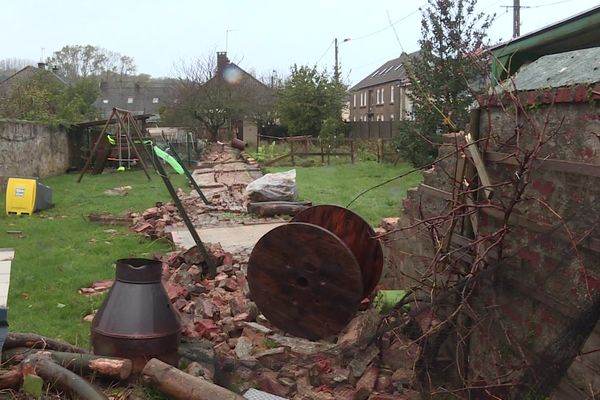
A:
[
  {"left": 513, "top": 0, "right": 520, "bottom": 38},
  {"left": 334, "top": 38, "right": 339, "bottom": 83}
]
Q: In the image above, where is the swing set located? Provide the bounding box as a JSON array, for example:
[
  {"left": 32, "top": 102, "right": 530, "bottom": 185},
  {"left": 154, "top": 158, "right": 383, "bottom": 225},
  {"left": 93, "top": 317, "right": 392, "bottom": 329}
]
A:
[{"left": 77, "top": 108, "right": 153, "bottom": 182}]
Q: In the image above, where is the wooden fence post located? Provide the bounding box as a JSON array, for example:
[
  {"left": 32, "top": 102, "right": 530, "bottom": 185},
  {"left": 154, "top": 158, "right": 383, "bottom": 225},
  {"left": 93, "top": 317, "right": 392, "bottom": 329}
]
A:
[
  {"left": 320, "top": 140, "right": 325, "bottom": 164},
  {"left": 290, "top": 140, "right": 295, "bottom": 165},
  {"left": 377, "top": 139, "right": 382, "bottom": 163},
  {"left": 350, "top": 139, "right": 355, "bottom": 164}
]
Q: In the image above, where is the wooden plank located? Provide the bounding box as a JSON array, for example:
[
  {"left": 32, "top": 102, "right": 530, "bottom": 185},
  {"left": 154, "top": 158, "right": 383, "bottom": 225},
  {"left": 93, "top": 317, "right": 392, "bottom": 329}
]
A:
[
  {"left": 486, "top": 151, "right": 600, "bottom": 178},
  {"left": 418, "top": 184, "right": 453, "bottom": 201},
  {"left": 465, "top": 133, "right": 493, "bottom": 199},
  {"left": 442, "top": 154, "right": 467, "bottom": 252},
  {"left": 263, "top": 152, "right": 291, "bottom": 166}
]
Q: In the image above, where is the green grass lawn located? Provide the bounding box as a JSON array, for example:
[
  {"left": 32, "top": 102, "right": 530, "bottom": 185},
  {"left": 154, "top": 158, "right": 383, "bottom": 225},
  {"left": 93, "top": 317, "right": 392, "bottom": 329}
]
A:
[
  {"left": 0, "top": 170, "right": 188, "bottom": 347},
  {"left": 267, "top": 161, "right": 423, "bottom": 225},
  {"left": 0, "top": 161, "right": 420, "bottom": 347}
]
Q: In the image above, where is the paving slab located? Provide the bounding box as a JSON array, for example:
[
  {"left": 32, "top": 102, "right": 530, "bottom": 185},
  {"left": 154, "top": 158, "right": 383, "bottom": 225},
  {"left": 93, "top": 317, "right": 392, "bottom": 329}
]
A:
[{"left": 171, "top": 223, "right": 284, "bottom": 253}]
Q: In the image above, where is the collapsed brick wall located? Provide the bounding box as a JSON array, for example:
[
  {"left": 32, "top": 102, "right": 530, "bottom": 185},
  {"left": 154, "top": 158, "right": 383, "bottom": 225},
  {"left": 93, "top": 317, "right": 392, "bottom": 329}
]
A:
[
  {"left": 0, "top": 120, "right": 69, "bottom": 189},
  {"left": 383, "top": 86, "right": 600, "bottom": 398}
]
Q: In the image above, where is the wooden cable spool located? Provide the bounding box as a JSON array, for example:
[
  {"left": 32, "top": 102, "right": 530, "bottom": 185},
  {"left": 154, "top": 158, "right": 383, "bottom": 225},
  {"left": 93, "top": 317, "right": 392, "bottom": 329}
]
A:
[{"left": 247, "top": 205, "right": 383, "bottom": 340}]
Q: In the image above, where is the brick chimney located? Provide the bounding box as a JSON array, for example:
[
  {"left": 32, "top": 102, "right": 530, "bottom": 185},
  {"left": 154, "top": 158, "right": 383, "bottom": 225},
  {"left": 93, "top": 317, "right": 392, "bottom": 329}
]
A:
[{"left": 217, "top": 52, "right": 229, "bottom": 73}]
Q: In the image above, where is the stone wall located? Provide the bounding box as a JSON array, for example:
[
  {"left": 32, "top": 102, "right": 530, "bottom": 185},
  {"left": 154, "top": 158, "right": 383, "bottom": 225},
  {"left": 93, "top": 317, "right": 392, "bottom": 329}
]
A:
[
  {"left": 0, "top": 120, "right": 70, "bottom": 189},
  {"left": 382, "top": 85, "right": 600, "bottom": 398}
]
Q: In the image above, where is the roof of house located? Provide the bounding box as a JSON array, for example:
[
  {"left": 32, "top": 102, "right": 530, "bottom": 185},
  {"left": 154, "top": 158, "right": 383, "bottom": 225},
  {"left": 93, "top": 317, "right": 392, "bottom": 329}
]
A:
[
  {"left": 349, "top": 51, "right": 416, "bottom": 92},
  {"left": 497, "top": 46, "right": 600, "bottom": 92},
  {"left": 489, "top": 5, "right": 600, "bottom": 82},
  {"left": 0, "top": 65, "right": 67, "bottom": 87},
  {"left": 209, "top": 52, "right": 271, "bottom": 92}
]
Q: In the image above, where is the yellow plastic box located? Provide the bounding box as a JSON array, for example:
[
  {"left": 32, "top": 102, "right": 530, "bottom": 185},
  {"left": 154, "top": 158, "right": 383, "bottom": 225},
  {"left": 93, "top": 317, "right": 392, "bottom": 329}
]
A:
[{"left": 5, "top": 178, "right": 53, "bottom": 216}]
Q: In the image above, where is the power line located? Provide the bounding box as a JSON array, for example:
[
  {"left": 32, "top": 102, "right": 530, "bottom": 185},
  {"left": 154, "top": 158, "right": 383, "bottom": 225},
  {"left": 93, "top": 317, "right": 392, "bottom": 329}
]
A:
[
  {"left": 315, "top": 39, "right": 334, "bottom": 65},
  {"left": 500, "top": 0, "right": 577, "bottom": 9},
  {"left": 352, "top": 8, "right": 421, "bottom": 42}
]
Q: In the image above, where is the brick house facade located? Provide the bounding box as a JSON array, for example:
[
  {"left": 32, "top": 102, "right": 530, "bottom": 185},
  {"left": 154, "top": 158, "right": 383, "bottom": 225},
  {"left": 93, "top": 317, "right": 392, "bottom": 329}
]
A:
[{"left": 348, "top": 51, "right": 416, "bottom": 123}]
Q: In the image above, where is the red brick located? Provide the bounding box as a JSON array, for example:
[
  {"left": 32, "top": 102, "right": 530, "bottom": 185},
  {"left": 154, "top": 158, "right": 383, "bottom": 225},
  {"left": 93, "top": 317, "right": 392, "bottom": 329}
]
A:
[
  {"left": 541, "top": 90, "right": 554, "bottom": 104},
  {"left": 554, "top": 87, "right": 573, "bottom": 103},
  {"left": 194, "top": 319, "right": 218, "bottom": 338},
  {"left": 573, "top": 85, "right": 588, "bottom": 102},
  {"left": 531, "top": 180, "right": 555, "bottom": 197},
  {"left": 355, "top": 366, "right": 379, "bottom": 400},
  {"left": 578, "top": 147, "right": 594, "bottom": 159}
]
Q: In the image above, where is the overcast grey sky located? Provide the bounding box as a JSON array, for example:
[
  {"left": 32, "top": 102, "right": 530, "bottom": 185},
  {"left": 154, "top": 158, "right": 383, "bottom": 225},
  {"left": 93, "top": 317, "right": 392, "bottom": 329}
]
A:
[{"left": 1, "top": 0, "right": 598, "bottom": 85}]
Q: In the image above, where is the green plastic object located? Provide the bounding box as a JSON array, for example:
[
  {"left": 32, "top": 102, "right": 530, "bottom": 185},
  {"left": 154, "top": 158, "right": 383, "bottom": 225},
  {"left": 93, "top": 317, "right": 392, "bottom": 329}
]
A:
[
  {"left": 153, "top": 146, "right": 184, "bottom": 175},
  {"left": 373, "top": 290, "right": 409, "bottom": 314},
  {"left": 23, "top": 374, "right": 43, "bottom": 399}
]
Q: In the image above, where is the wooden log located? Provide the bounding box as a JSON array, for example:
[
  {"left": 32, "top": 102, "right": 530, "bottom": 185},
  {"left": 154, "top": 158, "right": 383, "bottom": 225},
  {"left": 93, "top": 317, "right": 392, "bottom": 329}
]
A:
[
  {"left": 22, "top": 354, "right": 108, "bottom": 400},
  {"left": 4, "top": 333, "right": 87, "bottom": 354},
  {"left": 2, "top": 348, "right": 132, "bottom": 380},
  {"left": 49, "top": 351, "right": 132, "bottom": 381},
  {"left": 247, "top": 201, "right": 312, "bottom": 217},
  {"left": 0, "top": 368, "right": 22, "bottom": 389},
  {"left": 142, "top": 358, "right": 245, "bottom": 400}
]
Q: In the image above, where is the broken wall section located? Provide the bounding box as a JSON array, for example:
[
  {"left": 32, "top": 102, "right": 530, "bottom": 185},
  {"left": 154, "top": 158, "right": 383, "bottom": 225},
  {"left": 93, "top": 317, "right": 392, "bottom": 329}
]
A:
[
  {"left": 383, "top": 83, "right": 600, "bottom": 398},
  {"left": 0, "top": 120, "right": 69, "bottom": 189}
]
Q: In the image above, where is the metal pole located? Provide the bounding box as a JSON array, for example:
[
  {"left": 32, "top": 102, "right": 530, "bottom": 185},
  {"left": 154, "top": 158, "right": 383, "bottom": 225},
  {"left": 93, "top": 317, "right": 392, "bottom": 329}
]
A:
[
  {"left": 334, "top": 38, "right": 339, "bottom": 83},
  {"left": 513, "top": 0, "right": 520, "bottom": 38},
  {"left": 162, "top": 136, "right": 210, "bottom": 205},
  {"left": 153, "top": 149, "right": 216, "bottom": 278}
]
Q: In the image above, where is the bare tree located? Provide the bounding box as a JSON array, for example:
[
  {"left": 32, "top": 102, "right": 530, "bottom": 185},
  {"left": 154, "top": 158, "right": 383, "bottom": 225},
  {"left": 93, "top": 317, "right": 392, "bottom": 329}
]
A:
[
  {"left": 0, "top": 58, "right": 36, "bottom": 80},
  {"left": 166, "top": 53, "right": 274, "bottom": 141}
]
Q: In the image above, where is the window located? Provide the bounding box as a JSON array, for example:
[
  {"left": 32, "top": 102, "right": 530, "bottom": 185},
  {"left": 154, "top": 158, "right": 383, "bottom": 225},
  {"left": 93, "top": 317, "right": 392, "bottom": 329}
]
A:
[
  {"left": 375, "top": 89, "right": 379, "bottom": 104},
  {"left": 152, "top": 97, "right": 159, "bottom": 104},
  {"left": 390, "top": 114, "right": 395, "bottom": 121},
  {"left": 381, "top": 115, "right": 384, "bottom": 122},
  {"left": 102, "top": 99, "right": 108, "bottom": 104},
  {"left": 353, "top": 116, "right": 356, "bottom": 122},
  {"left": 353, "top": 94, "right": 356, "bottom": 108},
  {"left": 381, "top": 88, "right": 384, "bottom": 104},
  {"left": 127, "top": 97, "right": 133, "bottom": 104},
  {"left": 390, "top": 85, "right": 395, "bottom": 104}
]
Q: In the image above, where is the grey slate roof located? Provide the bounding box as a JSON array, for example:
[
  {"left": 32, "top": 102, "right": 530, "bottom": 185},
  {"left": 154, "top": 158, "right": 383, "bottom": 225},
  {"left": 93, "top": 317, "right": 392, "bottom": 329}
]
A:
[
  {"left": 499, "top": 47, "right": 600, "bottom": 91},
  {"left": 349, "top": 51, "right": 416, "bottom": 91},
  {"left": 94, "top": 77, "right": 176, "bottom": 120}
]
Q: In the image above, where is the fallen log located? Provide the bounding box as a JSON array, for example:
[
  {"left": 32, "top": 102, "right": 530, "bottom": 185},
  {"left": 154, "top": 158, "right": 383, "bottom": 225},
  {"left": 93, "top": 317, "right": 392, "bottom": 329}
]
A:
[
  {"left": 0, "top": 368, "right": 23, "bottom": 390},
  {"left": 50, "top": 351, "right": 133, "bottom": 381},
  {"left": 247, "top": 201, "right": 312, "bottom": 217},
  {"left": 22, "top": 354, "right": 108, "bottom": 400},
  {"left": 142, "top": 358, "right": 245, "bottom": 400},
  {"left": 4, "top": 333, "right": 87, "bottom": 354},
  {"left": 3, "top": 348, "right": 132, "bottom": 380}
]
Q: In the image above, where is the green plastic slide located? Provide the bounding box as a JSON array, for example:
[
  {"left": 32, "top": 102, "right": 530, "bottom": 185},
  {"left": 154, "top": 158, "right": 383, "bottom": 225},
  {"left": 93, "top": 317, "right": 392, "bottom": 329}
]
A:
[{"left": 153, "top": 146, "right": 184, "bottom": 175}]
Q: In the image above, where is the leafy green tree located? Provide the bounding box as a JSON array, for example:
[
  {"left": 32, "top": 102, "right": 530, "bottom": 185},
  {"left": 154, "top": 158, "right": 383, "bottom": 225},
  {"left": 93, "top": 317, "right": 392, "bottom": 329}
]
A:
[
  {"left": 276, "top": 65, "right": 346, "bottom": 137},
  {"left": 47, "top": 45, "right": 136, "bottom": 81},
  {"left": 0, "top": 71, "right": 99, "bottom": 123},
  {"left": 398, "top": 0, "right": 492, "bottom": 166}
]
